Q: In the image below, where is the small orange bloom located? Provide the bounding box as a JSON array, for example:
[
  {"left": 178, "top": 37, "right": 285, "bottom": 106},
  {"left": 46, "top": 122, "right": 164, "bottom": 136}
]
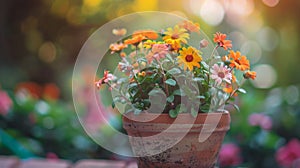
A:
[
  {"left": 222, "top": 55, "right": 229, "bottom": 62},
  {"left": 138, "top": 71, "right": 146, "bottom": 77},
  {"left": 132, "top": 62, "right": 139, "bottom": 69},
  {"left": 165, "top": 39, "right": 181, "bottom": 51},
  {"left": 223, "top": 85, "right": 233, "bottom": 94},
  {"left": 231, "top": 71, "right": 237, "bottom": 83},
  {"left": 124, "top": 34, "right": 145, "bottom": 45},
  {"left": 244, "top": 71, "right": 256, "bottom": 80},
  {"left": 213, "top": 32, "right": 232, "bottom": 50},
  {"left": 228, "top": 50, "right": 250, "bottom": 71},
  {"left": 223, "top": 85, "right": 238, "bottom": 96},
  {"left": 133, "top": 30, "right": 158, "bottom": 40},
  {"left": 109, "top": 43, "right": 127, "bottom": 53},
  {"left": 179, "top": 20, "right": 200, "bottom": 33},
  {"left": 120, "top": 52, "right": 126, "bottom": 57}
]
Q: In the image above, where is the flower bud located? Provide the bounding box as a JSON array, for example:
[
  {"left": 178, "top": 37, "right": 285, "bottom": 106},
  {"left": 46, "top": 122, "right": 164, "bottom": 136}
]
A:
[
  {"left": 243, "top": 71, "right": 256, "bottom": 80},
  {"left": 200, "top": 39, "right": 209, "bottom": 48}
]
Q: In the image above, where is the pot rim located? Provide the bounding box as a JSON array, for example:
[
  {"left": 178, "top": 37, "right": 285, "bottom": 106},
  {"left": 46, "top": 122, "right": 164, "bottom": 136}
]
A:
[{"left": 123, "top": 111, "right": 230, "bottom": 123}]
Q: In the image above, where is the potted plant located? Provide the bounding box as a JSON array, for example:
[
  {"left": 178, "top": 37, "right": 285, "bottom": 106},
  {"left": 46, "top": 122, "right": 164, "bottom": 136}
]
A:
[{"left": 95, "top": 20, "right": 256, "bottom": 168}]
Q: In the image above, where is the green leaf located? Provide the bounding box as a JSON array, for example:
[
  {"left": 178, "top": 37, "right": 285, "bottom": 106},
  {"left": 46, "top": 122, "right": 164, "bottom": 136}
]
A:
[
  {"left": 191, "top": 107, "right": 198, "bottom": 117},
  {"left": 201, "top": 62, "right": 209, "bottom": 69},
  {"left": 173, "top": 89, "right": 185, "bottom": 96},
  {"left": 128, "top": 83, "right": 138, "bottom": 89},
  {"left": 213, "top": 56, "right": 221, "bottom": 59},
  {"left": 169, "top": 109, "right": 178, "bottom": 118},
  {"left": 124, "top": 104, "right": 133, "bottom": 114},
  {"left": 182, "top": 85, "right": 196, "bottom": 99},
  {"left": 165, "top": 79, "right": 176, "bottom": 86},
  {"left": 112, "top": 101, "right": 115, "bottom": 108},
  {"left": 237, "top": 88, "right": 247, "bottom": 94},
  {"left": 113, "top": 97, "right": 120, "bottom": 102},
  {"left": 193, "top": 77, "right": 204, "bottom": 82},
  {"left": 196, "top": 95, "right": 205, "bottom": 99},
  {"left": 166, "top": 53, "right": 174, "bottom": 61},
  {"left": 117, "top": 78, "right": 127, "bottom": 84},
  {"left": 176, "top": 104, "right": 187, "bottom": 113},
  {"left": 166, "top": 95, "right": 174, "bottom": 103},
  {"left": 134, "top": 109, "right": 142, "bottom": 115},
  {"left": 148, "top": 88, "right": 162, "bottom": 96},
  {"left": 231, "top": 103, "right": 240, "bottom": 112},
  {"left": 168, "top": 68, "right": 181, "bottom": 75}
]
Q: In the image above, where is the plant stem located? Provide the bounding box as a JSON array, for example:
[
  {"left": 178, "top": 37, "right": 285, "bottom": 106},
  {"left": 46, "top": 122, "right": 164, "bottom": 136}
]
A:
[
  {"left": 217, "top": 78, "right": 246, "bottom": 110},
  {"left": 207, "top": 45, "right": 218, "bottom": 87},
  {"left": 106, "top": 82, "right": 131, "bottom": 104},
  {"left": 157, "top": 60, "right": 169, "bottom": 97}
]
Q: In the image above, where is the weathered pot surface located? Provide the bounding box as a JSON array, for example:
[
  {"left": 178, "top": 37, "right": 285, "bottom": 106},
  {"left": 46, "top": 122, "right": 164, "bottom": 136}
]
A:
[{"left": 123, "top": 112, "right": 231, "bottom": 168}]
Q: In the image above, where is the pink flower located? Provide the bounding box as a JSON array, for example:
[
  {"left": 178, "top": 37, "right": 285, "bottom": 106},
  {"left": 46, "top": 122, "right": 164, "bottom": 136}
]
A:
[
  {"left": 276, "top": 139, "right": 300, "bottom": 167},
  {"left": 95, "top": 70, "right": 116, "bottom": 89},
  {"left": 211, "top": 63, "right": 232, "bottom": 85},
  {"left": 0, "top": 90, "right": 12, "bottom": 115},
  {"left": 219, "top": 143, "right": 242, "bottom": 167},
  {"left": 248, "top": 113, "right": 272, "bottom": 130},
  {"left": 146, "top": 44, "right": 169, "bottom": 63}
]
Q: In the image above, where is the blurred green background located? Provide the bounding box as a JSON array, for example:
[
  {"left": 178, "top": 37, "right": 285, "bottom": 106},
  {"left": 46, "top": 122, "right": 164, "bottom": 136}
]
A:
[{"left": 1, "top": 0, "right": 300, "bottom": 167}]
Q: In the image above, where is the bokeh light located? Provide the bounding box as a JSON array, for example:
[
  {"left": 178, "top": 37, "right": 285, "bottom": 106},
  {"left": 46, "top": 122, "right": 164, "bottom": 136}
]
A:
[
  {"left": 240, "top": 40, "right": 262, "bottom": 64},
  {"left": 257, "top": 27, "right": 279, "bottom": 51},
  {"left": 262, "top": 0, "right": 280, "bottom": 7},
  {"left": 251, "top": 64, "right": 277, "bottom": 89},
  {"left": 284, "top": 85, "right": 299, "bottom": 105},
  {"left": 200, "top": 0, "right": 225, "bottom": 26},
  {"left": 38, "top": 42, "right": 57, "bottom": 63},
  {"left": 223, "top": 0, "right": 255, "bottom": 17}
]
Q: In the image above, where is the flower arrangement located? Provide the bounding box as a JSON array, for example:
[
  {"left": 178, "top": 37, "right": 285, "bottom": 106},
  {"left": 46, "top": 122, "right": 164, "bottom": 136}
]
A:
[{"left": 96, "top": 20, "right": 256, "bottom": 118}]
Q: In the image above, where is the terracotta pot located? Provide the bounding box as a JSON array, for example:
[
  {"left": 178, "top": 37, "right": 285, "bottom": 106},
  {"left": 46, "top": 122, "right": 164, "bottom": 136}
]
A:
[{"left": 123, "top": 112, "right": 230, "bottom": 168}]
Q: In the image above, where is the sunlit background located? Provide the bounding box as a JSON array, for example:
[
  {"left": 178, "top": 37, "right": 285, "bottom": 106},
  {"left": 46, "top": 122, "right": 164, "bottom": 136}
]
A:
[{"left": 1, "top": 0, "right": 300, "bottom": 167}]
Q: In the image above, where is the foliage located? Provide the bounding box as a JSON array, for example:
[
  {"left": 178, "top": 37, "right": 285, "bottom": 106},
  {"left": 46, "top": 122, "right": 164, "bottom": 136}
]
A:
[
  {"left": 96, "top": 21, "right": 257, "bottom": 117},
  {"left": 0, "top": 85, "right": 113, "bottom": 161}
]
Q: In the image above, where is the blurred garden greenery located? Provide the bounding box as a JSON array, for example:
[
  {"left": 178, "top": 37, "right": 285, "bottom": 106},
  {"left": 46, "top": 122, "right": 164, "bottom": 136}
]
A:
[{"left": 1, "top": 0, "right": 300, "bottom": 167}]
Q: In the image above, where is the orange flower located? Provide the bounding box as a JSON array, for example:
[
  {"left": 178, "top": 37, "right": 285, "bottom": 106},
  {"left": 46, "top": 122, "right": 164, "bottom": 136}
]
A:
[
  {"left": 109, "top": 43, "right": 127, "bottom": 53},
  {"left": 244, "top": 71, "right": 256, "bottom": 80},
  {"left": 124, "top": 34, "right": 145, "bottom": 45},
  {"left": 133, "top": 30, "right": 158, "bottom": 40},
  {"left": 179, "top": 20, "right": 200, "bottom": 33},
  {"left": 223, "top": 85, "right": 238, "bottom": 96},
  {"left": 213, "top": 32, "right": 232, "bottom": 50},
  {"left": 228, "top": 50, "right": 250, "bottom": 71}
]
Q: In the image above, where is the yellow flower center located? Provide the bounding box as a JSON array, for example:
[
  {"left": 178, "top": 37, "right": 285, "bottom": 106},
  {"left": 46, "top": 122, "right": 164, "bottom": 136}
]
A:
[{"left": 185, "top": 54, "right": 194, "bottom": 62}]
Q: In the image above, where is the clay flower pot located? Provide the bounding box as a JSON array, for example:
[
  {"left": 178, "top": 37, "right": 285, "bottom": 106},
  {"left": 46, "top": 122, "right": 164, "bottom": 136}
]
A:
[{"left": 123, "top": 112, "right": 231, "bottom": 168}]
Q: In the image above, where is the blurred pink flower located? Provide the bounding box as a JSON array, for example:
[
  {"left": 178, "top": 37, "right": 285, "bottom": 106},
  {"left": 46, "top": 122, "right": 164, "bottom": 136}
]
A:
[
  {"left": 0, "top": 90, "right": 12, "bottom": 115},
  {"left": 46, "top": 152, "right": 59, "bottom": 161},
  {"left": 219, "top": 143, "right": 242, "bottom": 167},
  {"left": 248, "top": 113, "right": 272, "bottom": 130},
  {"left": 276, "top": 139, "right": 300, "bottom": 167},
  {"left": 146, "top": 44, "right": 169, "bottom": 63}
]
